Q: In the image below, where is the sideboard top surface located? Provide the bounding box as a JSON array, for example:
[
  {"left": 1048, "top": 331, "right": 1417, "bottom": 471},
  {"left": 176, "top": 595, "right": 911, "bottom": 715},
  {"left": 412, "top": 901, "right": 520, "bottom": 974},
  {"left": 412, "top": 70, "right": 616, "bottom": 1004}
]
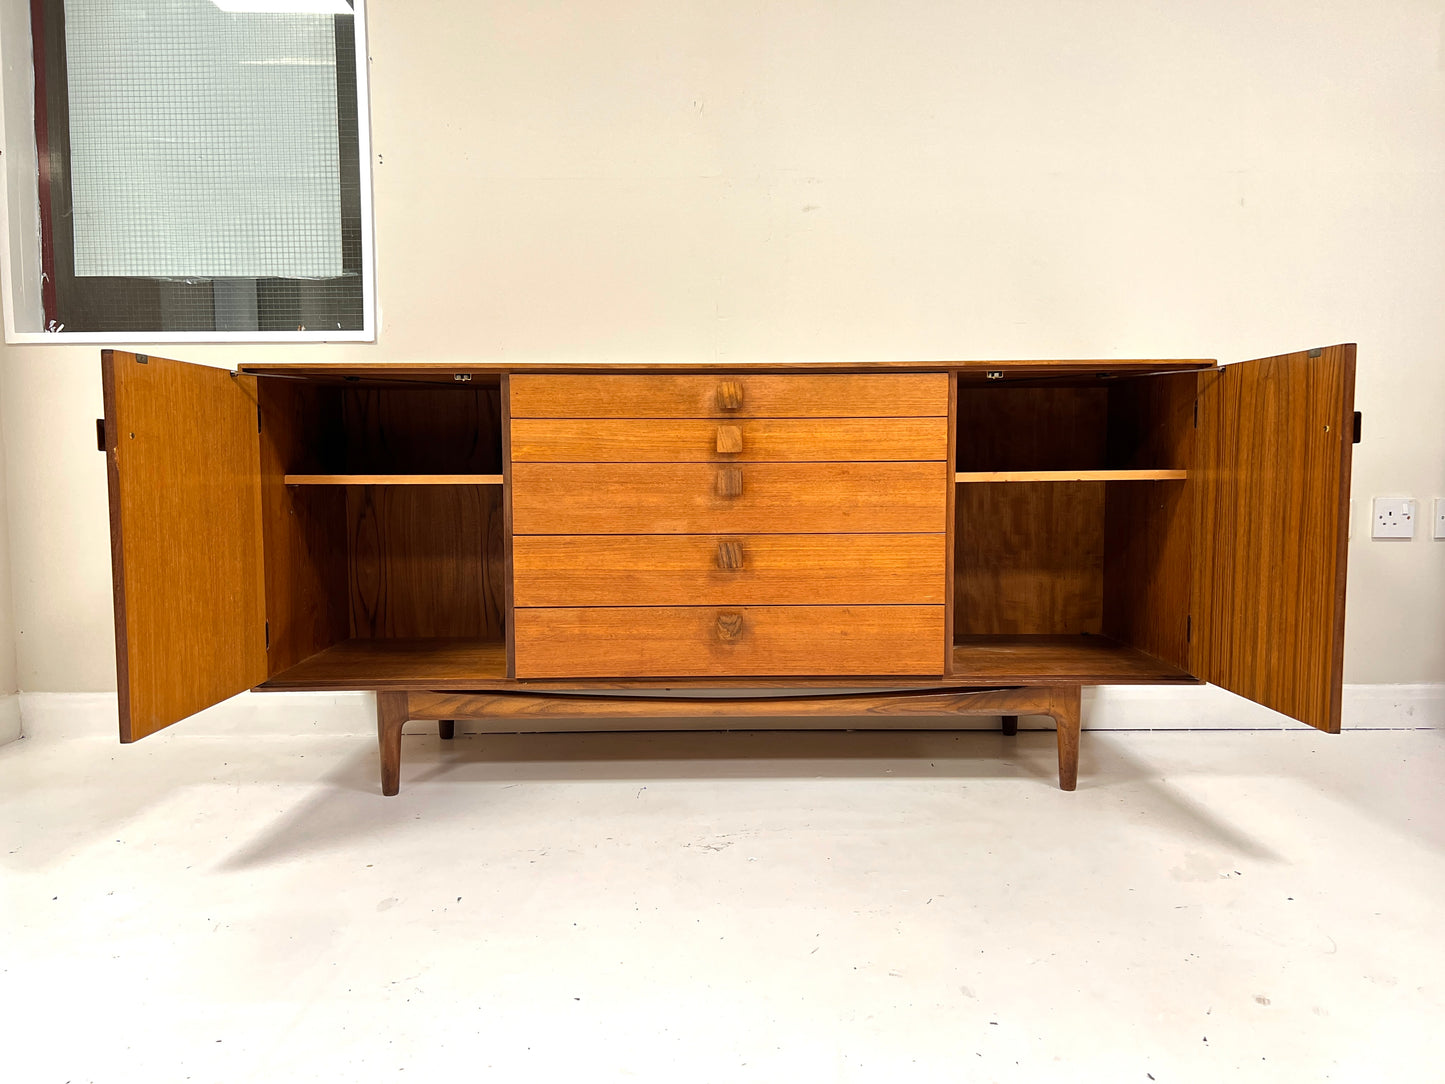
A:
[{"left": 238, "top": 358, "right": 1218, "bottom": 383}]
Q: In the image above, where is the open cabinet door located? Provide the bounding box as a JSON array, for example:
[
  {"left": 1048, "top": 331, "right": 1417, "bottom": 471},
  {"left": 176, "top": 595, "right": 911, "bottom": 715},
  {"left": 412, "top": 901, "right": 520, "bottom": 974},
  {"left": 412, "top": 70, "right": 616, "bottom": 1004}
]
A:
[
  {"left": 1191, "top": 344, "right": 1356, "bottom": 732},
  {"left": 102, "top": 351, "right": 268, "bottom": 741}
]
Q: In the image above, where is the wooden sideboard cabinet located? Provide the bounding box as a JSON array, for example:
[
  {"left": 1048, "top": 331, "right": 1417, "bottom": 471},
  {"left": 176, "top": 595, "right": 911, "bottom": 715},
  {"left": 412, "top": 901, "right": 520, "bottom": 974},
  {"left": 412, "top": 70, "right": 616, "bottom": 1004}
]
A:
[{"left": 100, "top": 346, "right": 1356, "bottom": 794}]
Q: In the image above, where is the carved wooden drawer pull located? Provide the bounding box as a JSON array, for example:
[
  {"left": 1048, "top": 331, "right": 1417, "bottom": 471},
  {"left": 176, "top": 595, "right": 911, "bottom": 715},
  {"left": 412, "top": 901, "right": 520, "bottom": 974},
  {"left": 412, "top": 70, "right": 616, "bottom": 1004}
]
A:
[
  {"left": 715, "top": 612, "right": 744, "bottom": 641},
  {"left": 716, "top": 541, "right": 744, "bottom": 570},
  {"left": 716, "top": 380, "right": 744, "bottom": 411},
  {"left": 716, "top": 466, "right": 744, "bottom": 498},
  {"left": 716, "top": 424, "right": 743, "bottom": 454}
]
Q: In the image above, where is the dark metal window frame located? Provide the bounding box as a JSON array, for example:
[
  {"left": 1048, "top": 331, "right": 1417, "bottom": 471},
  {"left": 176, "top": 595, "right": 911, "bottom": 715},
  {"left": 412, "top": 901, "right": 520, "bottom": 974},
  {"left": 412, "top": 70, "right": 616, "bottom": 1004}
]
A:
[{"left": 28, "top": 0, "right": 367, "bottom": 335}]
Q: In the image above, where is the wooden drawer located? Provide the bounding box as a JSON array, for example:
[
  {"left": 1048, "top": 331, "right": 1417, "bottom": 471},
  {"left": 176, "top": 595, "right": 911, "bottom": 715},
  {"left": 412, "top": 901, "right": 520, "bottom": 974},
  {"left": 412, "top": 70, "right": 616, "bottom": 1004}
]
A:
[
  {"left": 510, "top": 461, "right": 949, "bottom": 534},
  {"left": 508, "top": 373, "right": 949, "bottom": 419},
  {"left": 513, "top": 534, "right": 946, "bottom": 606},
  {"left": 513, "top": 605, "right": 946, "bottom": 677},
  {"left": 510, "top": 415, "right": 948, "bottom": 463}
]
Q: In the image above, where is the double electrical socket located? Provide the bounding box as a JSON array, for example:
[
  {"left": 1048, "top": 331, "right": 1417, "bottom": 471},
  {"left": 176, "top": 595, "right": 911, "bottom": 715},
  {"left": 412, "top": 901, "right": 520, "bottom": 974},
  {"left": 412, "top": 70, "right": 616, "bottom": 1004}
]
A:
[{"left": 1370, "top": 497, "right": 1445, "bottom": 540}]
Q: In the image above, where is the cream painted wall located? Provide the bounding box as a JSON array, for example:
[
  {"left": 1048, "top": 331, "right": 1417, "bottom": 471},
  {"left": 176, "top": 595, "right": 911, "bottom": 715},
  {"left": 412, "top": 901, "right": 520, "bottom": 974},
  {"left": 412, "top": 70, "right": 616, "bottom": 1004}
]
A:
[
  {"left": 0, "top": 376, "right": 17, "bottom": 735},
  {"left": 0, "top": 0, "right": 1443, "bottom": 691}
]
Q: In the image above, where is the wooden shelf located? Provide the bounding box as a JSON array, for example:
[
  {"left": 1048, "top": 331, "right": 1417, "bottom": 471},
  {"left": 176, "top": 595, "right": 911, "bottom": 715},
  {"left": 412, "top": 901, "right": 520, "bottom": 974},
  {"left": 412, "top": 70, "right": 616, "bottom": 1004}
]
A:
[
  {"left": 262, "top": 639, "right": 508, "bottom": 690},
  {"left": 284, "top": 474, "right": 503, "bottom": 486},
  {"left": 955, "top": 469, "right": 1187, "bottom": 483},
  {"left": 952, "top": 636, "right": 1196, "bottom": 685},
  {"left": 258, "top": 634, "right": 1196, "bottom": 693}
]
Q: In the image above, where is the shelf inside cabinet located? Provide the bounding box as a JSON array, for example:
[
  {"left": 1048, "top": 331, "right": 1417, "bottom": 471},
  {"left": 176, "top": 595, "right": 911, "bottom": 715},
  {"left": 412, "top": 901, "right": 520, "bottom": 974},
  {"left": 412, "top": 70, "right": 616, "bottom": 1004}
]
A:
[
  {"left": 261, "top": 639, "right": 508, "bottom": 690},
  {"left": 284, "top": 474, "right": 504, "bottom": 486},
  {"left": 955, "top": 469, "right": 1186, "bottom": 483},
  {"left": 257, "top": 635, "right": 1196, "bottom": 693},
  {"left": 952, "top": 636, "right": 1196, "bottom": 684}
]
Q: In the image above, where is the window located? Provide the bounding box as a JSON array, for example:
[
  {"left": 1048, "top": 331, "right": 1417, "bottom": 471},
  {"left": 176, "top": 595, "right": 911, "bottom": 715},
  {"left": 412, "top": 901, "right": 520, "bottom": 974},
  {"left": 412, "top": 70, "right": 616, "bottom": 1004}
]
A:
[{"left": 1, "top": 0, "right": 373, "bottom": 341}]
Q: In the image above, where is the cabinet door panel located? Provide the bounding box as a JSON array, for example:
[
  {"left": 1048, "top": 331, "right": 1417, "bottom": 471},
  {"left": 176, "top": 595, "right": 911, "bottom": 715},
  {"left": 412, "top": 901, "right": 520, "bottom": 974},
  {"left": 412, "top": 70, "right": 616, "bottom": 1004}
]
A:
[
  {"left": 102, "top": 351, "right": 268, "bottom": 741},
  {"left": 1191, "top": 345, "right": 1355, "bottom": 732}
]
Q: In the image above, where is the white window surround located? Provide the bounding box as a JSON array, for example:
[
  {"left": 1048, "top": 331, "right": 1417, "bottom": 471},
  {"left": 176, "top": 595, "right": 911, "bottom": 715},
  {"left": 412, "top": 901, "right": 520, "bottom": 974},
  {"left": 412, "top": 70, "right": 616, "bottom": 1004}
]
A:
[{"left": 0, "top": 0, "right": 376, "bottom": 344}]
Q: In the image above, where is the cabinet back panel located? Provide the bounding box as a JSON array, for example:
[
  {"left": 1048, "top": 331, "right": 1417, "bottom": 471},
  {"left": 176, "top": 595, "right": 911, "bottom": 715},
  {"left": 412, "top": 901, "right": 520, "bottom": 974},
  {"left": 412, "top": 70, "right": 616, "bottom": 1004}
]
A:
[
  {"left": 956, "top": 387, "right": 1107, "bottom": 472},
  {"left": 341, "top": 387, "right": 503, "bottom": 474},
  {"left": 347, "top": 485, "right": 506, "bottom": 639},
  {"left": 1106, "top": 373, "right": 1197, "bottom": 470},
  {"left": 1099, "top": 372, "right": 1198, "bottom": 669},
  {"left": 259, "top": 379, "right": 350, "bottom": 675},
  {"left": 953, "top": 481, "right": 1104, "bottom": 635},
  {"left": 1102, "top": 479, "right": 1192, "bottom": 669}
]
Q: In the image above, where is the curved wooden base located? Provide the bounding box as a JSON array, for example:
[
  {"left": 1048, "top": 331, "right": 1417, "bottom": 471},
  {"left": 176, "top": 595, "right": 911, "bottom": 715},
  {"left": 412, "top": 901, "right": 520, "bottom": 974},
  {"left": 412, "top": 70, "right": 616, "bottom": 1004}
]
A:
[{"left": 374, "top": 684, "right": 1084, "bottom": 795}]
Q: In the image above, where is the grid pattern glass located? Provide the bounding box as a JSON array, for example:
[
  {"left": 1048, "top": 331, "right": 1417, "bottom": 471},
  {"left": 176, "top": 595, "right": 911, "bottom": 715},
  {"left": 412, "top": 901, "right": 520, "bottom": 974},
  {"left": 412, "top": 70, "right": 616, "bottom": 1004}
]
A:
[{"left": 64, "top": 0, "right": 342, "bottom": 279}]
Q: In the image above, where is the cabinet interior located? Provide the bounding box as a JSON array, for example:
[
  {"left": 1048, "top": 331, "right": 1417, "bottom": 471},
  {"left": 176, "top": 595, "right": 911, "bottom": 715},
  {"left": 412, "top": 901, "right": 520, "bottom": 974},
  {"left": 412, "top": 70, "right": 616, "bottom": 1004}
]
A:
[
  {"left": 253, "top": 369, "right": 1202, "bottom": 689},
  {"left": 258, "top": 377, "right": 508, "bottom": 682},
  {"left": 953, "top": 372, "right": 1198, "bottom": 675}
]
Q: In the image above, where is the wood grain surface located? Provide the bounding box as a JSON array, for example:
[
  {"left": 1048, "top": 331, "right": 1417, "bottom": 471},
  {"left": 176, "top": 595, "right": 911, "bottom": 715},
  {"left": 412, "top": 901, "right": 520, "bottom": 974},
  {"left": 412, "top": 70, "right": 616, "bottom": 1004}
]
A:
[
  {"left": 512, "top": 533, "right": 946, "bottom": 606},
  {"left": 102, "top": 351, "right": 268, "bottom": 741},
  {"left": 953, "top": 635, "right": 1195, "bottom": 684},
  {"left": 501, "top": 375, "right": 517, "bottom": 678},
  {"left": 509, "top": 416, "right": 949, "bottom": 462},
  {"left": 513, "top": 605, "right": 946, "bottom": 677},
  {"left": 258, "top": 378, "right": 349, "bottom": 676},
  {"left": 376, "top": 690, "right": 408, "bottom": 796},
  {"left": 1102, "top": 479, "right": 1193, "bottom": 671},
  {"left": 943, "top": 372, "right": 958, "bottom": 673},
  {"left": 956, "top": 469, "right": 1186, "bottom": 482},
  {"left": 286, "top": 474, "right": 503, "bottom": 485},
  {"left": 1106, "top": 371, "right": 1197, "bottom": 470},
  {"left": 407, "top": 686, "right": 1054, "bottom": 723},
  {"left": 1051, "top": 686, "right": 1082, "bottom": 791},
  {"left": 240, "top": 359, "right": 1217, "bottom": 380},
  {"left": 954, "top": 481, "right": 1104, "bottom": 635},
  {"left": 1189, "top": 344, "right": 1355, "bottom": 732},
  {"left": 509, "top": 373, "right": 950, "bottom": 418},
  {"left": 256, "top": 634, "right": 1193, "bottom": 691},
  {"left": 260, "top": 638, "right": 508, "bottom": 689},
  {"left": 340, "top": 386, "right": 502, "bottom": 473},
  {"left": 956, "top": 386, "right": 1107, "bottom": 471},
  {"left": 512, "top": 461, "right": 950, "bottom": 534},
  {"left": 347, "top": 484, "right": 506, "bottom": 639}
]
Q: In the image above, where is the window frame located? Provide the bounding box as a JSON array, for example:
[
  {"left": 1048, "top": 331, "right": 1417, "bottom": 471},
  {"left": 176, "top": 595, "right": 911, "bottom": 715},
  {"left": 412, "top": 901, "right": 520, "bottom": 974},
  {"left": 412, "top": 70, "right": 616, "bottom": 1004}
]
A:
[{"left": 0, "top": 0, "right": 376, "bottom": 344}]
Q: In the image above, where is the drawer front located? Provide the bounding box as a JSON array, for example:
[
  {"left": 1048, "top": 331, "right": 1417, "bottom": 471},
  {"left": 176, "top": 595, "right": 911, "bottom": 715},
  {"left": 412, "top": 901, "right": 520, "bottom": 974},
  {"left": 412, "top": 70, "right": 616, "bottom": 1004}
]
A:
[
  {"left": 510, "top": 416, "right": 948, "bottom": 463},
  {"left": 509, "top": 373, "right": 950, "bottom": 419},
  {"left": 513, "top": 605, "right": 945, "bottom": 677},
  {"left": 513, "top": 534, "right": 946, "bottom": 606},
  {"left": 510, "top": 461, "right": 949, "bottom": 534}
]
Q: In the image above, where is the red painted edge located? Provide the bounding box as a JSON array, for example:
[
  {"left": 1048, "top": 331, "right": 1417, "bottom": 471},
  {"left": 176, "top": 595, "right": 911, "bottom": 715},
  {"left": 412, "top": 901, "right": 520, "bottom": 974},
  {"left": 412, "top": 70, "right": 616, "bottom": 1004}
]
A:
[{"left": 30, "top": 0, "right": 58, "bottom": 327}]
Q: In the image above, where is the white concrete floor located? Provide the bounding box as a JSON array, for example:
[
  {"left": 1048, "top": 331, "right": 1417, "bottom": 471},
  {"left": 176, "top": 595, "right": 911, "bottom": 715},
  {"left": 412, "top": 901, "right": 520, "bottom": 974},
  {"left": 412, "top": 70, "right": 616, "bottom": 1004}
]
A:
[{"left": 2, "top": 722, "right": 1443, "bottom": 1083}]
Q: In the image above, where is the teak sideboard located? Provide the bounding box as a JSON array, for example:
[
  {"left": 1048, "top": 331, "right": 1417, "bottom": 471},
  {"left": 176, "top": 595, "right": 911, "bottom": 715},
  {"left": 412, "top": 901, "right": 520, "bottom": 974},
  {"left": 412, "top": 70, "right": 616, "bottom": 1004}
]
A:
[{"left": 99, "top": 347, "right": 1356, "bottom": 794}]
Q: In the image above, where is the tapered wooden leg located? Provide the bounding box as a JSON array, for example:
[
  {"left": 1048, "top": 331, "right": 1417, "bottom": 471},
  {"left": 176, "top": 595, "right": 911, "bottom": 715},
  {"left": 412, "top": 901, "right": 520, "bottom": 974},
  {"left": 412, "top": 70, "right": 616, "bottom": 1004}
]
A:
[
  {"left": 438, "top": 719, "right": 456, "bottom": 740},
  {"left": 1049, "top": 686, "right": 1081, "bottom": 791},
  {"left": 377, "top": 691, "right": 409, "bottom": 797},
  {"left": 1000, "top": 714, "right": 1019, "bottom": 735}
]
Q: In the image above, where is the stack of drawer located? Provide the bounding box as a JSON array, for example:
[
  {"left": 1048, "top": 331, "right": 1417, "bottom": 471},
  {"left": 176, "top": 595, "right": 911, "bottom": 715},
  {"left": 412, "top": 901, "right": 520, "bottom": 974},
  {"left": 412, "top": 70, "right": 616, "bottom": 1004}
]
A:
[{"left": 507, "top": 373, "right": 951, "bottom": 677}]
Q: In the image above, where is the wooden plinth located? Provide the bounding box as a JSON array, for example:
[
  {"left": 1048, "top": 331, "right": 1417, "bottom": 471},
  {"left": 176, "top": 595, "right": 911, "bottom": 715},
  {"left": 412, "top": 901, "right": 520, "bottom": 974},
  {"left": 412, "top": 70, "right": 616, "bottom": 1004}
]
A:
[{"left": 374, "top": 685, "right": 1083, "bottom": 795}]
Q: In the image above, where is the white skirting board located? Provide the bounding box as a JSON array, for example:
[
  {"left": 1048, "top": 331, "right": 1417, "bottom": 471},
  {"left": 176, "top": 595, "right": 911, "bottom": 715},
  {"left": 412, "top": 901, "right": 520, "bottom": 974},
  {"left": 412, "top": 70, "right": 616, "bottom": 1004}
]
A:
[
  {"left": 10, "top": 684, "right": 1444, "bottom": 743},
  {"left": 0, "top": 693, "right": 19, "bottom": 745}
]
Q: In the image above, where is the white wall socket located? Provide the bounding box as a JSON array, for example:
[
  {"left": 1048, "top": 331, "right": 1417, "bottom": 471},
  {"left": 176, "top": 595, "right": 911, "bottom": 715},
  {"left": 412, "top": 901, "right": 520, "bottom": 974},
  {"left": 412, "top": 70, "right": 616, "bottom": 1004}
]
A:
[
  {"left": 1434, "top": 498, "right": 1445, "bottom": 540},
  {"left": 1372, "top": 497, "right": 1415, "bottom": 539}
]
